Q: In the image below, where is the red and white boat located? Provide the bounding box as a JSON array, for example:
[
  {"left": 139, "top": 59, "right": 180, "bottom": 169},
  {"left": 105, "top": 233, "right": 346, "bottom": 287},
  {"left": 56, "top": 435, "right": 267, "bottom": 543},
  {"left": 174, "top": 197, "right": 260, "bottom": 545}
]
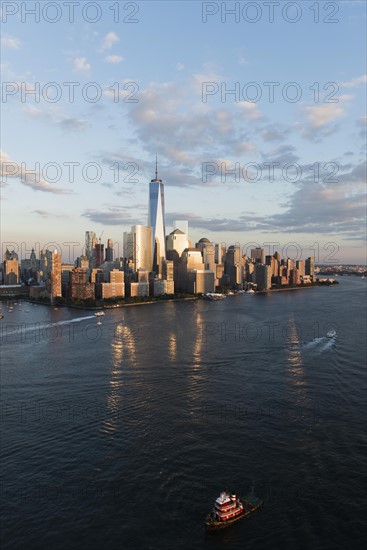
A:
[{"left": 205, "top": 491, "right": 263, "bottom": 530}]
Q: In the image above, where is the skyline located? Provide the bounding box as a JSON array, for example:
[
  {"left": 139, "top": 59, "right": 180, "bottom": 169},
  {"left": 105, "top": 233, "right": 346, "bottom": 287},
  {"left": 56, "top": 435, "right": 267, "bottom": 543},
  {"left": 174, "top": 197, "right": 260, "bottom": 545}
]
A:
[{"left": 1, "top": 0, "right": 366, "bottom": 263}]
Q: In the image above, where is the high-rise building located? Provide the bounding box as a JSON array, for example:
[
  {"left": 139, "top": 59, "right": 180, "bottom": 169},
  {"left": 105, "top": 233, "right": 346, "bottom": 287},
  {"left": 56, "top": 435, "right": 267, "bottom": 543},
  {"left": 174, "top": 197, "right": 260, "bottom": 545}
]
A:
[
  {"left": 69, "top": 269, "right": 95, "bottom": 300},
  {"left": 50, "top": 250, "right": 62, "bottom": 301},
  {"left": 305, "top": 257, "right": 315, "bottom": 278},
  {"left": 254, "top": 264, "right": 272, "bottom": 290},
  {"left": 251, "top": 247, "right": 265, "bottom": 264},
  {"left": 85, "top": 231, "right": 96, "bottom": 260},
  {"left": 215, "top": 243, "right": 226, "bottom": 265},
  {"left": 148, "top": 160, "right": 166, "bottom": 275},
  {"left": 196, "top": 238, "right": 216, "bottom": 271},
  {"left": 105, "top": 238, "right": 114, "bottom": 262},
  {"left": 166, "top": 229, "right": 188, "bottom": 259},
  {"left": 94, "top": 244, "right": 104, "bottom": 267},
  {"left": 296, "top": 260, "right": 305, "bottom": 277},
  {"left": 3, "top": 249, "right": 19, "bottom": 285},
  {"left": 123, "top": 225, "right": 152, "bottom": 272}
]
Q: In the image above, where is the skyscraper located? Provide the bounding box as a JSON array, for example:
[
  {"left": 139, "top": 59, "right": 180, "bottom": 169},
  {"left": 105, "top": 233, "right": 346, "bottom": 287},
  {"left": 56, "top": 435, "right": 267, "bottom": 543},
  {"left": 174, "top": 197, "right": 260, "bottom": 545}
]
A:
[
  {"left": 85, "top": 231, "right": 96, "bottom": 260},
  {"left": 148, "top": 159, "right": 166, "bottom": 276},
  {"left": 123, "top": 225, "right": 152, "bottom": 272},
  {"left": 50, "top": 250, "right": 62, "bottom": 301}
]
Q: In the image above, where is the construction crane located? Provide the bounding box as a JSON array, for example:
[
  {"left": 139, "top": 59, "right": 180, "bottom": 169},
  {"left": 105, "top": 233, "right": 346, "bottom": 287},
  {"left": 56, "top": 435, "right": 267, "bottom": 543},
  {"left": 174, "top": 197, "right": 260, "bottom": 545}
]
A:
[{"left": 99, "top": 231, "right": 104, "bottom": 244}]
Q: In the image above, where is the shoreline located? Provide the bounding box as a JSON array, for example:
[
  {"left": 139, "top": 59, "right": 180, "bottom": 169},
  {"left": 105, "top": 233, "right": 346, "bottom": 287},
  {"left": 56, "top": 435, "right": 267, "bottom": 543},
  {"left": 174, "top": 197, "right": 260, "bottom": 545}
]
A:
[{"left": 2, "top": 284, "right": 337, "bottom": 310}]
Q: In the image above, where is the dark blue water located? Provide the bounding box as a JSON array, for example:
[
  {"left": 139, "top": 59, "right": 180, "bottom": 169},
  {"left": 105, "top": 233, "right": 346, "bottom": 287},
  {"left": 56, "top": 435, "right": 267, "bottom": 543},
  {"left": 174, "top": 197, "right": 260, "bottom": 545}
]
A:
[{"left": 1, "top": 277, "right": 366, "bottom": 549}]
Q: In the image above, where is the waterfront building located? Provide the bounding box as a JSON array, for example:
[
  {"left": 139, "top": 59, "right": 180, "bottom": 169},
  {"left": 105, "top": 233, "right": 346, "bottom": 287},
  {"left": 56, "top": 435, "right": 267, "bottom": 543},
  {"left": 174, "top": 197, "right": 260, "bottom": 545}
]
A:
[
  {"left": 69, "top": 269, "right": 95, "bottom": 300},
  {"left": 296, "top": 260, "right": 305, "bottom": 277},
  {"left": 186, "top": 269, "right": 215, "bottom": 294},
  {"left": 177, "top": 248, "right": 205, "bottom": 291},
  {"left": 3, "top": 249, "right": 19, "bottom": 285},
  {"left": 225, "top": 244, "right": 243, "bottom": 286},
  {"left": 50, "top": 250, "right": 62, "bottom": 301},
  {"left": 153, "top": 279, "right": 175, "bottom": 296},
  {"left": 96, "top": 270, "right": 125, "bottom": 300},
  {"left": 254, "top": 264, "right": 272, "bottom": 290}
]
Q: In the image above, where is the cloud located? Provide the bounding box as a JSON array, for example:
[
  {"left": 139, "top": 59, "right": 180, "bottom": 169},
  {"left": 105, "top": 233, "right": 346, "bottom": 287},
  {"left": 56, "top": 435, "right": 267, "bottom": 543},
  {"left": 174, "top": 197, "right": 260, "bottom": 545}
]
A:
[
  {"left": 0, "top": 150, "right": 73, "bottom": 194},
  {"left": 341, "top": 75, "right": 367, "bottom": 88},
  {"left": 237, "top": 101, "right": 262, "bottom": 120},
  {"left": 303, "top": 94, "right": 353, "bottom": 128},
  {"left": 260, "top": 124, "right": 290, "bottom": 143},
  {"left": 22, "top": 103, "right": 88, "bottom": 131},
  {"left": 32, "top": 210, "right": 68, "bottom": 218},
  {"left": 166, "top": 161, "right": 367, "bottom": 242},
  {"left": 260, "top": 144, "right": 300, "bottom": 164},
  {"left": 100, "top": 32, "right": 120, "bottom": 51},
  {"left": 123, "top": 76, "right": 264, "bottom": 186},
  {"left": 1, "top": 36, "right": 21, "bottom": 49},
  {"left": 304, "top": 103, "right": 345, "bottom": 128},
  {"left": 57, "top": 117, "right": 88, "bottom": 131},
  {"left": 73, "top": 57, "right": 91, "bottom": 73},
  {"left": 176, "top": 62, "right": 185, "bottom": 71},
  {"left": 105, "top": 55, "right": 123, "bottom": 63},
  {"left": 82, "top": 205, "right": 142, "bottom": 226}
]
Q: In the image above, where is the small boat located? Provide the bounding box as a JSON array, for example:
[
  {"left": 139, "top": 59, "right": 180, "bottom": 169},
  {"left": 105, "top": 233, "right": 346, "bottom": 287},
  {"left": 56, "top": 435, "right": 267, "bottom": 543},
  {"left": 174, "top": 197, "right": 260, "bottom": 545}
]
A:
[
  {"left": 0, "top": 314, "right": 4, "bottom": 319},
  {"left": 205, "top": 491, "right": 263, "bottom": 531},
  {"left": 326, "top": 330, "right": 336, "bottom": 338},
  {"left": 95, "top": 311, "right": 105, "bottom": 317},
  {"left": 246, "top": 289, "right": 255, "bottom": 294},
  {"left": 202, "top": 293, "right": 226, "bottom": 300}
]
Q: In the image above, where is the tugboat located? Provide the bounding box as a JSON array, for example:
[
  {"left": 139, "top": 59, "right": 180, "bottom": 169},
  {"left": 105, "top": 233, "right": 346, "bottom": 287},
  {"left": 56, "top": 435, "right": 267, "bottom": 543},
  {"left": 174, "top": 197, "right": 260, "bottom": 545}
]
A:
[
  {"left": 94, "top": 311, "right": 105, "bottom": 317},
  {"left": 205, "top": 491, "right": 263, "bottom": 531}
]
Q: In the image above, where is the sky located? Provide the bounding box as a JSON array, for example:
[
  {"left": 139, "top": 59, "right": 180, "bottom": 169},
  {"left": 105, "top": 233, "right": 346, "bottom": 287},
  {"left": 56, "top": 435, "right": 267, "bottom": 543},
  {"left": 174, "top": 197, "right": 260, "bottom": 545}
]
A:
[{"left": 1, "top": 0, "right": 366, "bottom": 264}]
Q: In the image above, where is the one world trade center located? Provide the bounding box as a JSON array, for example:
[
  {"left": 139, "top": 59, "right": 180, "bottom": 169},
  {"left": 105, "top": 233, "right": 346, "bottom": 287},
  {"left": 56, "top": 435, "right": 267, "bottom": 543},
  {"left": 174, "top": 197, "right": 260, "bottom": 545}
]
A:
[{"left": 148, "top": 158, "right": 166, "bottom": 276}]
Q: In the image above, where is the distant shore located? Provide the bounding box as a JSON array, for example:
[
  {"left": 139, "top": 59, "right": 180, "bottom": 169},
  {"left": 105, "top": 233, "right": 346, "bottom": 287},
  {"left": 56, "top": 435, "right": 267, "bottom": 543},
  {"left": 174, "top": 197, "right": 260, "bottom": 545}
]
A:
[{"left": 25, "top": 296, "right": 198, "bottom": 311}]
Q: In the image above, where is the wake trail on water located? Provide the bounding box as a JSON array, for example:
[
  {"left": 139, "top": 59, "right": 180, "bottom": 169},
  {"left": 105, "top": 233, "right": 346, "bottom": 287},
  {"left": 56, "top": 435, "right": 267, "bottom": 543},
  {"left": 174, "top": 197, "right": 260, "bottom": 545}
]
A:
[
  {"left": 302, "top": 336, "right": 335, "bottom": 353},
  {"left": 1, "top": 315, "right": 96, "bottom": 336}
]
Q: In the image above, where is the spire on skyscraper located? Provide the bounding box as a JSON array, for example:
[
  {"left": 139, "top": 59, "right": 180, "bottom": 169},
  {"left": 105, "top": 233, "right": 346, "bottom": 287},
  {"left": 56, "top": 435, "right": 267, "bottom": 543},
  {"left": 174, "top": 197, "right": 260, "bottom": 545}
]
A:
[{"left": 155, "top": 154, "right": 158, "bottom": 180}]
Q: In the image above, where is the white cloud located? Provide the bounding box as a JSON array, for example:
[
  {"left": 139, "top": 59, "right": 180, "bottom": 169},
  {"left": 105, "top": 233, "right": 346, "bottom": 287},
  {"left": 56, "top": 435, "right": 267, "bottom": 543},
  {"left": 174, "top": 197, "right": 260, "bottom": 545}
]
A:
[
  {"left": 176, "top": 62, "right": 185, "bottom": 71},
  {"left": 105, "top": 55, "right": 123, "bottom": 64},
  {"left": 303, "top": 95, "right": 353, "bottom": 128},
  {"left": 1, "top": 36, "right": 21, "bottom": 49},
  {"left": 0, "top": 151, "right": 73, "bottom": 194},
  {"left": 23, "top": 105, "right": 42, "bottom": 118},
  {"left": 73, "top": 57, "right": 91, "bottom": 73},
  {"left": 237, "top": 101, "right": 262, "bottom": 120},
  {"left": 100, "top": 32, "right": 120, "bottom": 51},
  {"left": 341, "top": 75, "right": 367, "bottom": 88}
]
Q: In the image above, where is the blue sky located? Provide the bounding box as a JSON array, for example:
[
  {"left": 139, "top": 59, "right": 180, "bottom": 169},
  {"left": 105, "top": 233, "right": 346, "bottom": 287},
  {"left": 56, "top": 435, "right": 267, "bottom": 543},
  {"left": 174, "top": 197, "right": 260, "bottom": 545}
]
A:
[{"left": 1, "top": 0, "right": 366, "bottom": 263}]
